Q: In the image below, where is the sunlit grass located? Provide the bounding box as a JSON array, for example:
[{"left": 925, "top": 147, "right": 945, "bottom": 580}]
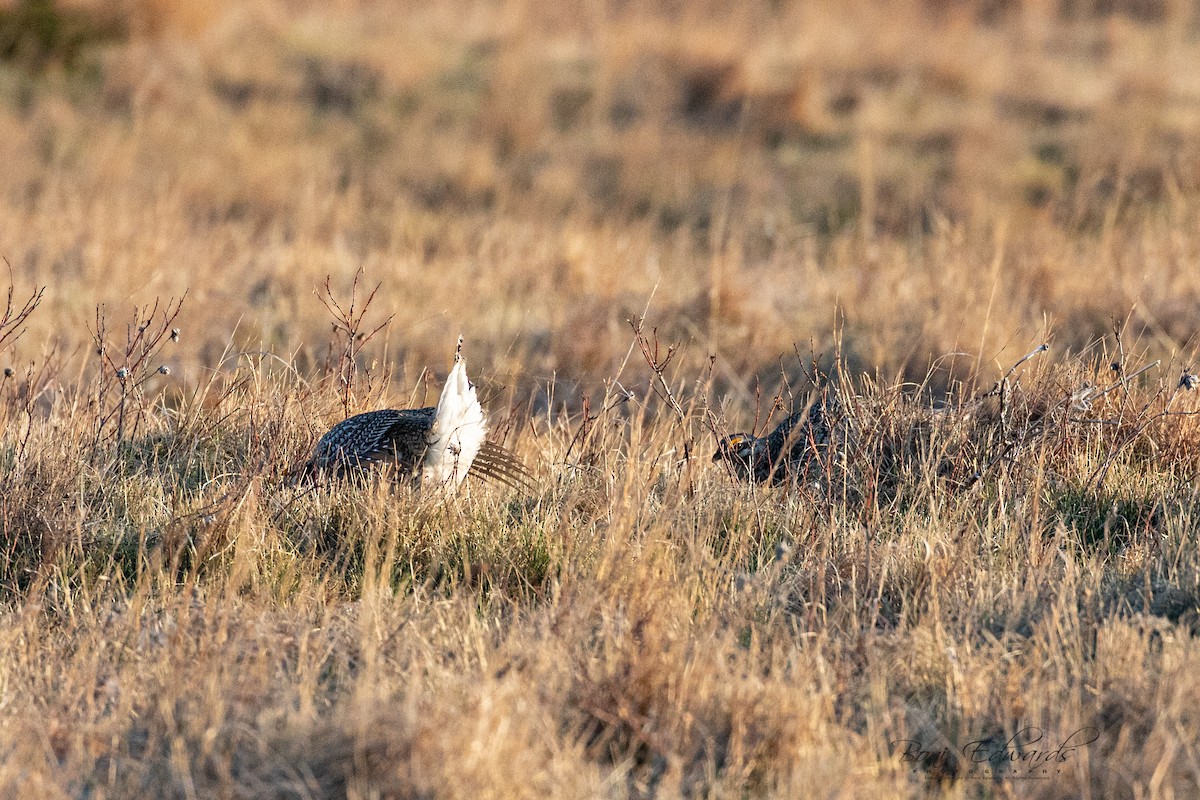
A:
[{"left": 1, "top": 1, "right": 1200, "bottom": 797}]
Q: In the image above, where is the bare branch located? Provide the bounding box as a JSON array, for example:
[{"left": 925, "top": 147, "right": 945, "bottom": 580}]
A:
[
  {"left": 0, "top": 258, "right": 45, "bottom": 356},
  {"left": 316, "top": 267, "right": 393, "bottom": 416}
]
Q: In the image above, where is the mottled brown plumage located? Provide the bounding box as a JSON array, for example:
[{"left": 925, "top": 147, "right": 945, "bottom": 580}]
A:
[
  {"left": 307, "top": 406, "right": 532, "bottom": 490},
  {"left": 713, "top": 392, "right": 842, "bottom": 485},
  {"left": 310, "top": 407, "right": 436, "bottom": 480},
  {"left": 306, "top": 339, "right": 532, "bottom": 491}
]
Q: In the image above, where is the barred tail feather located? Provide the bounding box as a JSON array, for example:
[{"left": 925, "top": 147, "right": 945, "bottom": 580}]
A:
[{"left": 469, "top": 441, "right": 535, "bottom": 492}]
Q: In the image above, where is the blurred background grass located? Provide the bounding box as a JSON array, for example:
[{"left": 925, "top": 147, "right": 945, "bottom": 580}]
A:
[{"left": 2, "top": 0, "right": 1200, "bottom": 406}]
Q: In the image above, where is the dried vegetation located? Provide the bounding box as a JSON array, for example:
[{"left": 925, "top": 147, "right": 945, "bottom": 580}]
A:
[{"left": 2, "top": 0, "right": 1200, "bottom": 797}]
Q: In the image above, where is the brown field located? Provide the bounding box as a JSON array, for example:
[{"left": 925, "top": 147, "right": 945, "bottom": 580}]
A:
[{"left": 3, "top": 0, "right": 1200, "bottom": 796}]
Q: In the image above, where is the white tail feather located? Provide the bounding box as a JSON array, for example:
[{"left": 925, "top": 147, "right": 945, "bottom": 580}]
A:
[{"left": 422, "top": 345, "right": 487, "bottom": 490}]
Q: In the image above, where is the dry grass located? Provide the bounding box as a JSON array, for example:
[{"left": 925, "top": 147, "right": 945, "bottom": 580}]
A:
[{"left": 2, "top": 0, "right": 1200, "bottom": 797}]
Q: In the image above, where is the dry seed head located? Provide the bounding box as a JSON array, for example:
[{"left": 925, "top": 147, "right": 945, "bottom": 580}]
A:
[
  {"left": 1070, "top": 383, "right": 1095, "bottom": 412},
  {"left": 2, "top": 367, "right": 12, "bottom": 378},
  {"left": 170, "top": 328, "right": 180, "bottom": 342}
]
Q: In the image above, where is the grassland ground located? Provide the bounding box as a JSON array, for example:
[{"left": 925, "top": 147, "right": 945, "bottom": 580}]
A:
[{"left": 3, "top": 0, "right": 1200, "bottom": 797}]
